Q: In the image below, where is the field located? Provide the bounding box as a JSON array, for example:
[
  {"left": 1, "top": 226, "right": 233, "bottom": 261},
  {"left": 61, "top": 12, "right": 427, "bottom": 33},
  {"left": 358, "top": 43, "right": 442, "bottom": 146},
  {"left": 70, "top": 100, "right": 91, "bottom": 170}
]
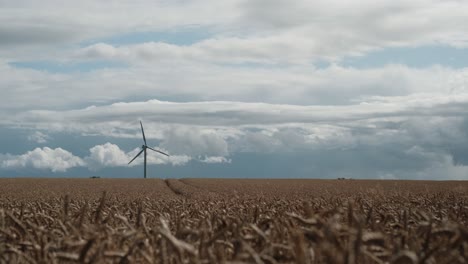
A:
[{"left": 0, "top": 179, "right": 467, "bottom": 264}]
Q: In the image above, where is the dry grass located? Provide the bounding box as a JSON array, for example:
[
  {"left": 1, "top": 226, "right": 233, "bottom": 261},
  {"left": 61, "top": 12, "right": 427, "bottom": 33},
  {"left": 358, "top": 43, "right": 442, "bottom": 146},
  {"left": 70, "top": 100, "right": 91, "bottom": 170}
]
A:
[{"left": 0, "top": 178, "right": 467, "bottom": 263}]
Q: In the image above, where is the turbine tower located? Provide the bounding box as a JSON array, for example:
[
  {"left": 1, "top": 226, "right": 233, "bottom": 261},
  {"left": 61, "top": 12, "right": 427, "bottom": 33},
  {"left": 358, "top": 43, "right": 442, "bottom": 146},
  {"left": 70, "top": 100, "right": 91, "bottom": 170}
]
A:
[{"left": 128, "top": 121, "right": 169, "bottom": 178}]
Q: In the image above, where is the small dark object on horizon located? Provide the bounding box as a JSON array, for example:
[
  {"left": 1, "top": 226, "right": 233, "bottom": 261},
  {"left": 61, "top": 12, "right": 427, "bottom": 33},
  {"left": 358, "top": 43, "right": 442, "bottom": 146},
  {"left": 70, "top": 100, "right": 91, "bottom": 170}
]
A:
[{"left": 90, "top": 176, "right": 100, "bottom": 179}]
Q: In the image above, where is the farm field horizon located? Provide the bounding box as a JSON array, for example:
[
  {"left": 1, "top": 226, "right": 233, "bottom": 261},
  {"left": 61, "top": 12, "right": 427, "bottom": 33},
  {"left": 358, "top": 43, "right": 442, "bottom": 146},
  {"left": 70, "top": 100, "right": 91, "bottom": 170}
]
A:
[
  {"left": 1, "top": 178, "right": 467, "bottom": 200},
  {"left": 1, "top": 178, "right": 467, "bottom": 263}
]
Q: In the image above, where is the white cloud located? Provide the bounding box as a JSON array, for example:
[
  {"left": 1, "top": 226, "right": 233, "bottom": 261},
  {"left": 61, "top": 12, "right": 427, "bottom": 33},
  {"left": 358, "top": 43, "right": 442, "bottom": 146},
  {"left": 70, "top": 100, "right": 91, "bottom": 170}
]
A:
[
  {"left": 129, "top": 146, "right": 192, "bottom": 167},
  {"left": 0, "top": 147, "right": 84, "bottom": 172},
  {"left": 0, "top": 143, "right": 195, "bottom": 172},
  {"left": 9, "top": 92, "right": 468, "bottom": 131},
  {"left": 3, "top": 89, "right": 468, "bottom": 160},
  {"left": 80, "top": 43, "right": 117, "bottom": 59},
  {"left": 27, "top": 131, "right": 50, "bottom": 144},
  {"left": 159, "top": 126, "right": 229, "bottom": 157},
  {"left": 159, "top": 155, "right": 192, "bottom": 166},
  {"left": 1, "top": 61, "right": 466, "bottom": 113},
  {"left": 3, "top": 93, "right": 467, "bottom": 172},
  {"left": 237, "top": 0, "right": 468, "bottom": 52},
  {"left": 200, "top": 156, "right": 231, "bottom": 164},
  {"left": 76, "top": 39, "right": 328, "bottom": 65},
  {"left": 1, "top": 91, "right": 467, "bottom": 166},
  {"left": 84, "top": 143, "right": 192, "bottom": 168},
  {"left": 0, "top": 1, "right": 238, "bottom": 50},
  {"left": 1, "top": 106, "right": 467, "bottom": 178},
  {"left": 85, "top": 142, "right": 129, "bottom": 169}
]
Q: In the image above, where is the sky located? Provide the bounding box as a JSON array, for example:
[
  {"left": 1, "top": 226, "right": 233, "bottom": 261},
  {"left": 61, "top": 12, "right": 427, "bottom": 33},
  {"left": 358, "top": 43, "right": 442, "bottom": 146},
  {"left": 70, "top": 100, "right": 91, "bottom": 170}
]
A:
[{"left": 1, "top": 1, "right": 468, "bottom": 180}]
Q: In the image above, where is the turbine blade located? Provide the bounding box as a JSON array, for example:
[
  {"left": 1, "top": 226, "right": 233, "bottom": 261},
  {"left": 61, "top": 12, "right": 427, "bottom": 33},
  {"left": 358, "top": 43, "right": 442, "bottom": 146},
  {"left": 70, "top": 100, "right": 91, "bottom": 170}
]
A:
[
  {"left": 140, "top": 121, "right": 147, "bottom": 145},
  {"left": 128, "top": 148, "right": 144, "bottom": 164},
  {"left": 147, "top": 147, "right": 169, "bottom": 156}
]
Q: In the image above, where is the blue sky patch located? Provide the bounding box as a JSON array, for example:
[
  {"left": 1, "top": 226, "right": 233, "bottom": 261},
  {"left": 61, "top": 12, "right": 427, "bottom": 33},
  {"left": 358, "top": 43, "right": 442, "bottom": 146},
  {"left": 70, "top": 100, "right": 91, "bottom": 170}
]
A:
[{"left": 342, "top": 45, "right": 468, "bottom": 69}]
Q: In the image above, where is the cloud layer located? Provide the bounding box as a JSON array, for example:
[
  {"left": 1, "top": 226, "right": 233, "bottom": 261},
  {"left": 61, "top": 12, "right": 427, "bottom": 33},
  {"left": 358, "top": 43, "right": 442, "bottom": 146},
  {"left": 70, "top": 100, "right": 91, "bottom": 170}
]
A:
[
  {"left": 1, "top": 1, "right": 468, "bottom": 179},
  {"left": 1, "top": 61, "right": 467, "bottom": 113},
  {"left": 3, "top": 1, "right": 468, "bottom": 58},
  {"left": 0, "top": 142, "right": 231, "bottom": 173},
  {"left": 0, "top": 94, "right": 466, "bottom": 179}
]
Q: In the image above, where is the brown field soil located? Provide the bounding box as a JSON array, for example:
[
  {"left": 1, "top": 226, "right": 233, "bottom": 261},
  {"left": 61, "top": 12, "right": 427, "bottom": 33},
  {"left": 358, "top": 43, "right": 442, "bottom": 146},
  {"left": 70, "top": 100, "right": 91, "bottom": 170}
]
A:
[{"left": 0, "top": 178, "right": 467, "bottom": 263}]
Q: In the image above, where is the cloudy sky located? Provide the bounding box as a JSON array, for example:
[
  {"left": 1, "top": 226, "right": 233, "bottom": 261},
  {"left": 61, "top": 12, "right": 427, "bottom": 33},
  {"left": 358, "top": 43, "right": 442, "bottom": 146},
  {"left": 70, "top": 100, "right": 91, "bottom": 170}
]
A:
[{"left": 1, "top": 0, "right": 468, "bottom": 179}]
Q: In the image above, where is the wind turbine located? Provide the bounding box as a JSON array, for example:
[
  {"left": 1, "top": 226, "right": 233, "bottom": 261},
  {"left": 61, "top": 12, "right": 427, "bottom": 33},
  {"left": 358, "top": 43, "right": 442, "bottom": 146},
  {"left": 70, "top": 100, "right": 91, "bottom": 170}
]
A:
[{"left": 128, "top": 121, "right": 169, "bottom": 178}]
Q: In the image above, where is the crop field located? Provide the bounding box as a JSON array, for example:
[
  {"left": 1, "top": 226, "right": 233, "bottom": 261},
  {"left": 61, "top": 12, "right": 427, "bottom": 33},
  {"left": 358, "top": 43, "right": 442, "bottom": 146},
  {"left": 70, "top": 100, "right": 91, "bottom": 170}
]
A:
[{"left": 0, "top": 179, "right": 467, "bottom": 264}]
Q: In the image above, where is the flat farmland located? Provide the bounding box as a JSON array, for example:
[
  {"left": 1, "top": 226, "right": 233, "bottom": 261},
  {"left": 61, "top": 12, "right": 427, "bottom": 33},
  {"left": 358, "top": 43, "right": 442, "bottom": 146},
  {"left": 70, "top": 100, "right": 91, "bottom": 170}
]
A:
[{"left": 0, "top": 179, "right": 467, "bottom": 263}]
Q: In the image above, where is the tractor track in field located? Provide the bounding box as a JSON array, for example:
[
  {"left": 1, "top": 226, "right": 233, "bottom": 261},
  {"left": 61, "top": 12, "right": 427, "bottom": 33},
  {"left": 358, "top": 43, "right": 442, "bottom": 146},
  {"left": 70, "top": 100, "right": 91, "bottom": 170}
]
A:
[
  {"left": 163, "top": 179, "right": 221, "bottom": 199},
  {"left": 179, "top": 179, "right": 224, "bottom": 196},
  {"left": 163, "top": 179, "right": 185, "bottom": 197}
]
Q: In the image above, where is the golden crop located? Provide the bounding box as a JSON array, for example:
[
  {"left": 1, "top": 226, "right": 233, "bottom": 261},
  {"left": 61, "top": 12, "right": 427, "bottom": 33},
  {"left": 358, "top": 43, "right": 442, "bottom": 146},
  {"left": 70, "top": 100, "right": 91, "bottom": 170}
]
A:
[{"left": 0, "top": 178, "right": 467, "bottom": 263}]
